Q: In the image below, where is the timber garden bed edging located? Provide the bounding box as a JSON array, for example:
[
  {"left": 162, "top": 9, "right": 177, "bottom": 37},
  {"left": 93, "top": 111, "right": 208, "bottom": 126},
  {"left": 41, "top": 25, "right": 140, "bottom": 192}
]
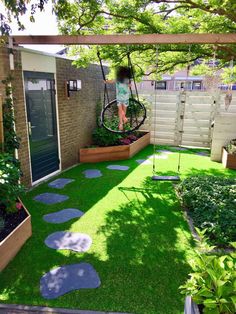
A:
[
  {"left": 79, "top": 132, "right": 150, "bottom": 163},
  {"left": 222, "top": 147, "right": 236, "bottom": 169},
  {"left": 0, "top": 199, "right": 32, "bottom": 271}
]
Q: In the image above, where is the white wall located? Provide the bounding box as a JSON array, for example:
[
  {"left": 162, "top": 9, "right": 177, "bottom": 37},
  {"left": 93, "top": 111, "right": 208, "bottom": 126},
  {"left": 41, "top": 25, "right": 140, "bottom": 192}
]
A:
[
  {"left": 21, "top": 50, "right": 56, "bottom": 73},
  {"left": 211, "top": 114, "right": 236, "bottom": 161}
]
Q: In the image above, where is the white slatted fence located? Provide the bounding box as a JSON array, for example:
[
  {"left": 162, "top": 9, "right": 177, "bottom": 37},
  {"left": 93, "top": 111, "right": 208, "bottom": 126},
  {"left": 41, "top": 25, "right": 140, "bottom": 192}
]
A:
[{"left": 140, "top": 90, "right": 236, "bottom": 148}]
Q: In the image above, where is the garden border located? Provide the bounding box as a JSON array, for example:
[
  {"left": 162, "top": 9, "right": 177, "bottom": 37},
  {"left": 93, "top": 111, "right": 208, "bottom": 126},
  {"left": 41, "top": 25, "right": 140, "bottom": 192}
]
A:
[
  {"left": 79, "top": 132, "right": 150, "bottom": 163},
  {"left": 0, "top": 303, "right": 130, "bottom": 314},
  {"left": 0, "top": 200, "right": 32, "bottom": 271},
  {"left": 175, "top": 188, "right": 234, "bottom": 254}
]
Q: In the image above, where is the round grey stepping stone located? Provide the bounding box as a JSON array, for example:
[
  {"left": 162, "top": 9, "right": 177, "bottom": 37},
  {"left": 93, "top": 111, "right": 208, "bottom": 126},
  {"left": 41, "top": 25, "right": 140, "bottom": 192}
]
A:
[
  {"left": 40, "top": 263, "right": 101, "bottom": 299},
  {"left": 43, "top": 208, "right": 84, "bottom": 224},
  {"left": 107, "top": 165, "right": 129, "bottom": 171},
  {"left": 147, "top": 154, "right": 168, "bottom": 160},
  {"left": 136, "top": 159, "right": 152, "bottom": 165},
  {"left": 83, "top": 169, "right": 102, "bottom": 178},
  {"left": 196, "top": 151, "right": 209, "bottom": 156},
  {"left": 171, "top": 146, "right": 188, "bottom": 151},
  {"left": 48, "top": 178, "right": 74, "bottom": 189},
  {"left": 34, "top": 193, "right": 69, "bottom": 205},
  {"left": 45, "top": 231, "right": 92, "bottom": 252},
  {"left": 156, "top": 149, "right": 173, "bottom": 154}
]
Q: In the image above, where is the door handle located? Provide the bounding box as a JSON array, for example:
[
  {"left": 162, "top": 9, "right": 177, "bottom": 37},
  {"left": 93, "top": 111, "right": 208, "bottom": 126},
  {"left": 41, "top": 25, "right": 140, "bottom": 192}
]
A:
[{"left": 28, "top": 122, "right": 36, "bottom": 136}]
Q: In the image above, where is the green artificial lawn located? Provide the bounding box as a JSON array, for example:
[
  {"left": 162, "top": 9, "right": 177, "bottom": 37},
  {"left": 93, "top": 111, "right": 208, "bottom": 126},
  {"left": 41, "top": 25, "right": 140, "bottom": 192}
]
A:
[{"left": 0, "top": 145, "right": 235, "bottom": 314}]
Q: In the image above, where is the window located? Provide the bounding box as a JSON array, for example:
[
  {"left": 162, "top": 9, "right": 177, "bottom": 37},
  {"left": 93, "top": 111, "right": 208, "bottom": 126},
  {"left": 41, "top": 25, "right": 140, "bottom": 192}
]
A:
[
  {"left": 174, "top": 81, "right": 192, "bottom": 90},
  {"left": 192, "top": 81, "right": 202, "bottom": 90},
  {"left": 155, "top": 81, "right": 167, "bottom": 90}
]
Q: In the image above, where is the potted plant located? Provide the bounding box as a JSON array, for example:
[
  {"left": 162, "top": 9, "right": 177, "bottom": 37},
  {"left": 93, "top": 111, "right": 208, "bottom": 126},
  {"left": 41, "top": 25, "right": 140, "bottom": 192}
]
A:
[
  {"left": 0, "top": 153, "right": 32, "bottom": 271},
  {"left": 222, "top": 139, "right": 236, "bottom": 169},
  {"left": 180, "top": 242, "right": 236, "bottom": 314}
]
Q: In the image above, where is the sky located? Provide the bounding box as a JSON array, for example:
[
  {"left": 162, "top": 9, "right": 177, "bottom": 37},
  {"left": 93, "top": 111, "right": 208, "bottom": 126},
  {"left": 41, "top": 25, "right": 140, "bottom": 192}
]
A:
[{"left": 1, "top": 0, "right": 63, "bottom": 54}]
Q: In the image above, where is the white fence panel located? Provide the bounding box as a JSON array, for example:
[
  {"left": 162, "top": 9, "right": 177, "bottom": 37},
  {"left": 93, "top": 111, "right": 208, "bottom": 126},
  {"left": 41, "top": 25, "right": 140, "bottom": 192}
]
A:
[{"left": 139, "top": 90, "right": 236, "bottom": 148}]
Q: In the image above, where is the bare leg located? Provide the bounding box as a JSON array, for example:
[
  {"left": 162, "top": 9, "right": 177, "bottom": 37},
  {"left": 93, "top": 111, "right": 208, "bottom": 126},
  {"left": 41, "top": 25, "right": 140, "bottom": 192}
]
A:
[
  {"left": 118, "top": 105, "right": 124, "bottom": 130},
  {"left": 122, "top": 104, "right": 128, "bottom": 124}
]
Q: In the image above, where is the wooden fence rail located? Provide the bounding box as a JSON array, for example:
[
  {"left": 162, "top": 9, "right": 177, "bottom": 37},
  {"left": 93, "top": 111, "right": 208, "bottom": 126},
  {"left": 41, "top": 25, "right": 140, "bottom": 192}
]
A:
[{"left": 140, "top": 90, "right": 236, "bottom": 148}]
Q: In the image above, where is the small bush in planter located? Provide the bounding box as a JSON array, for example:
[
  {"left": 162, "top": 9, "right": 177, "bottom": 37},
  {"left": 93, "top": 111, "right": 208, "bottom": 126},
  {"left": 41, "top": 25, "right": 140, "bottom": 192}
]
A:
[
  {"left": 0, "top": 153, "right": 25, "bottom": 213},
  {"left": 92, "top": 126, "right": 124, "bottom": 147},
  {"left": 225, "top": 139, "right": 236, "bottom": 154},
  {"left": 177, "top": 175, "right": 236, "bottom": 247},
  {"left": 180, "top": 241, "right": 236, "bottom": 314}
]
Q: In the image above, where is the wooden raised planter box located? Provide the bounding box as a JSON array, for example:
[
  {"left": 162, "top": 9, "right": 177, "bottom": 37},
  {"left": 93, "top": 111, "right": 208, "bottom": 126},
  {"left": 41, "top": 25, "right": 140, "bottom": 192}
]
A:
[
  {"left": 0, "top": 201, "right": 32, "bottom": 271},
  {"left": 80, "top": 132, "right": 150, "bottom": 163},
  {"left": 222, "top": 147, "right": 236, "bottom": 169}
]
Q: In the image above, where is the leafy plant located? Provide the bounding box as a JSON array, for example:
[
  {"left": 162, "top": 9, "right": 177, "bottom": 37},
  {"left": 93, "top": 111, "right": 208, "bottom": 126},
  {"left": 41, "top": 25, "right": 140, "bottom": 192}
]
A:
[
  {"left": 0, "top": 153, "right": 25, "bottom": 213},
  {"left": 2, "top": 77, "right": 21, "bottom": 154},
  {"left": 225, "top": 139, "right": 236, "bottom": 155},
  {"left": 177, "top": 176, "right": 236, "bottom": 247},
  {"left": 92, "top": 125, "right": 123, "bottom": 147},
  {"left": 180, "top": 242, "right": 236, "bottom": 314}
]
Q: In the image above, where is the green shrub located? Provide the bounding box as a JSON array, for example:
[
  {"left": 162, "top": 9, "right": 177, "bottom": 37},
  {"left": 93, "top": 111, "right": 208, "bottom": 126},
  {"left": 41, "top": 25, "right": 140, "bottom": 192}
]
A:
[
  {"left": 180, "top": 244, "right": 236, "bottom": 314},
  {"left": 2, "top": 77, "right": 20, "bottom": 154},
  {"left": 177, "top": 175, "right": 236, "bottom": 247},
  {"left": 92, "top": 126, "right": 124, "bottom": 147},
  {"left": 0, "top": 153, "right": 25, "bottom": 213},
  {"left": 226, "top": 139, "right": 236, "bottom": 154}
]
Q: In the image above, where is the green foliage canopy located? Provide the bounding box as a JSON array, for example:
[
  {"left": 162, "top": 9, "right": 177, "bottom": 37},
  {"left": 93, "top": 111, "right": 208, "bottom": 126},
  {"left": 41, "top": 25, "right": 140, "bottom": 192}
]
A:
[
  {"left": 1, "top": 1, "right": 236, "bottom": 79},
  {"left": 54, "top": 0, "right": 236, "bottom": 79}
]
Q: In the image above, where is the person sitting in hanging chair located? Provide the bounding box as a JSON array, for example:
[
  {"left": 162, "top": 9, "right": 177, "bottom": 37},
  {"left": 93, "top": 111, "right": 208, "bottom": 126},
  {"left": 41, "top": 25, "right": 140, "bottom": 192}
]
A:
[{"left": 105, "top": 66, "right": 132, "bottom": 131}]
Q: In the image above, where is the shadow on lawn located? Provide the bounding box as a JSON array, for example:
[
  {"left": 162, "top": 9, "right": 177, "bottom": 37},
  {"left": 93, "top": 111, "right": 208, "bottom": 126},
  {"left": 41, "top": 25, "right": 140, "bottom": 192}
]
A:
[
  {"left": 0, "top": 177, "right": 193, "bottom": 314},
  {"left": 2, "top": 144, "right": 226, "bottom": 312},
  {"left": 92, "top": 179, "right": 193, "bottom": 313},
  {"left": 185, "top": 167, "right": 236, "bottom": 177}
]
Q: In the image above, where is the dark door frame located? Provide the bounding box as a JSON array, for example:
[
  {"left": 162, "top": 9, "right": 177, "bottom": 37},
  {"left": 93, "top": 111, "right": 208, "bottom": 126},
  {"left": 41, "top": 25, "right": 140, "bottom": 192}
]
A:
[{"left": 24, "top": 71, "right": 61, "bottom": 184}]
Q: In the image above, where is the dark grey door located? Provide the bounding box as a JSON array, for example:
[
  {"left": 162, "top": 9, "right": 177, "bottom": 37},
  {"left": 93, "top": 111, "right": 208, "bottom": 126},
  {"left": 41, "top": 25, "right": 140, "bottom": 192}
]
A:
[{"left": 24, "top": 71, "right": 59, "bottom": 182}]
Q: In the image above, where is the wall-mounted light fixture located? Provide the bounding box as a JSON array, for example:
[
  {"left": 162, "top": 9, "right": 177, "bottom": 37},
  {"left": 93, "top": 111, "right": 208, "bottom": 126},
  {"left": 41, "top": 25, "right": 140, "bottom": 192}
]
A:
[{"left": 66, "top": 80, "right": 82, "bottom": 98}]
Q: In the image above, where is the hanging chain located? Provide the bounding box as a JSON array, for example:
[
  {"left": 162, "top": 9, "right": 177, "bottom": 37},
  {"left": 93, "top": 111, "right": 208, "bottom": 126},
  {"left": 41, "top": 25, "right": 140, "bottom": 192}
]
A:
[
  {"left": 177, "top": 45, "right": 192, "bottom": 172},
  {"left": 152, "top": 45, "right": 159, "bottom": 175},
  {"left": 97, "top": 48, "right": 110, "bottom": 107}
]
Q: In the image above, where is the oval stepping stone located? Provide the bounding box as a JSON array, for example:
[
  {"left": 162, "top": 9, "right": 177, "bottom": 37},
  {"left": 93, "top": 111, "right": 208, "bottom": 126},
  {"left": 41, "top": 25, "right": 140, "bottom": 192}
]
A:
[
  {"left": 34, "top": 193, "right": 69, "bottom": 205},
  {"left": 147, "top": 154, "right": 168, "bottom": 160},
  {"left": 156, "top": 149, "right": 173, "bottom": 154},
  {"left": 171, "top": 146, "right": 188, "bottom": 151},
  {"left": 107, "top": 165, "right": 129, "bottom": 171},
  {"left": 40, "top": 263, "right": 101, "bottom": 299},
  {"left": 196, "top": 151, "right": 209, "bottom": 156},
  {"left": 45, "top": 231, "right": 92, "bottom": 252},
  {"left": 48, "top": 178, "right": 74, "bottom": 189},
  {"left": 83, "top": 169, "right": 102, "bottom": 178},
  {"left": 136, "top": 159, "right": 152, "bottom": 165},
  {"left": 43, "top": 208, "right": 84, "bottom": 224}
]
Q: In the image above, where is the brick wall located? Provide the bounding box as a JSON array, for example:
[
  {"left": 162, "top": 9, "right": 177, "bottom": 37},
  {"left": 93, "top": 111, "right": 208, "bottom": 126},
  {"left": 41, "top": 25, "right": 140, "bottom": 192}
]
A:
[
  {"left": 1, "top": 46, "right": 114, "bottom": 187},
  {"left": 56, "top": 58, "right": 114, "bottom": 170},
  {"left": 0, "top": 47, "right": 31, "bottom": 186}
]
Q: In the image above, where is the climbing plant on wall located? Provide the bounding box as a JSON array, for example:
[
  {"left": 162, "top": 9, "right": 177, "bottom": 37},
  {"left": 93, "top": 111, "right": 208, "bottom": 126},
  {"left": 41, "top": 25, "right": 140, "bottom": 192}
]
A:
[{"left": 1, "top": 76, "right": 20, "bottom": 154}]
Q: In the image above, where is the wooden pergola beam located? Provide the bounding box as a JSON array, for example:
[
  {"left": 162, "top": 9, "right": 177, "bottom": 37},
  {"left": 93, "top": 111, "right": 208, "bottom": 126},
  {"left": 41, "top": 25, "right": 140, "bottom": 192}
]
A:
[{"left": 11, "top": 33, "right": 236, "bottom": 45}]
